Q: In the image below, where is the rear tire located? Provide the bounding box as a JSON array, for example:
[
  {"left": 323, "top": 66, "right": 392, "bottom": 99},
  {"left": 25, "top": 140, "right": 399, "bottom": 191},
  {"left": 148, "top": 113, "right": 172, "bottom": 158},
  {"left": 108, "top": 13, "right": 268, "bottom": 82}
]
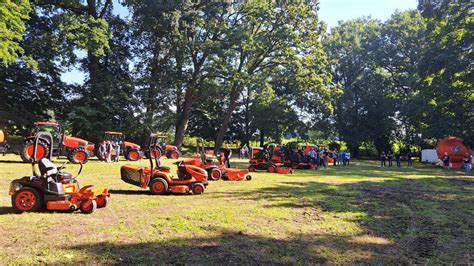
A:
[
  {"left": 20, "top": 139, "right": 50, "bottom": 162},
  {"left": 96, "top": 195, "right": 109, "bottom": 208},
  {"left": 207, "top": 168, "right": 222, "bottom": 181},
  {"left": 125, "top": 149, "right": 141, "bottom": 161},
  {"left": 167, "top": 150, "right": 180, "bottom": 159},
  {"left": 80, "top": 199, "right": 97, "bottom": 214},
  {"left": 268, "top": 165, "right": 276, "bottom": 173},
  {"left": 149, "top": 178, "right": 168, "bottom": 195},
  {"left": 192, "top": 183, "right": 205, "bottom": 194},
  {"left": 68, "top": 147, "right": 89, "bottom": 164},
  {"left": 11, "top": 188, "right": 44, "bottom": 213}
]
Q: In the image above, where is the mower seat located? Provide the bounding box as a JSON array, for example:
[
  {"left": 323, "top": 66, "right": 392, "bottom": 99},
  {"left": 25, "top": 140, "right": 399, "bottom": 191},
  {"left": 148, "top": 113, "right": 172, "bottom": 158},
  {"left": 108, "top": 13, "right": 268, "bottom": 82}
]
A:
[{"left": 39, "top": 158, "right": 58, "bottom": 177}]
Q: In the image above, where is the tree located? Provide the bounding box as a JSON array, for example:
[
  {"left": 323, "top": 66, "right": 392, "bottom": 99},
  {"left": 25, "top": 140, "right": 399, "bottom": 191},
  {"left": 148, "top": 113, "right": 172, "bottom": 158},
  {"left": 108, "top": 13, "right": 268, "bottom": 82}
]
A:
[
  {"left": 213, "top": 1, "right": 336, "bottom": 152},
  {"left": 0, "top": 0, "right": 32, "bottom": 66}
]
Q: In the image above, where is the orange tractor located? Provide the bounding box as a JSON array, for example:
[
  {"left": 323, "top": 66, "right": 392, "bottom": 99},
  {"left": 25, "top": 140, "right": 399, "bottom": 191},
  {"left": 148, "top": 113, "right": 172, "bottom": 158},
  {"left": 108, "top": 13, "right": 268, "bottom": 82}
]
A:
[
  {"left": 0, "top": 129, "right": 11, "bottom": 155},
  {"left": 95, "top": 131, "right": 141, "bottom": 161},
  {"left": 286, "top": 142, "right": 318, "bottom": 169},
  {"left": 10, "top": 132, "right": 110, "bottom": 214},
  {"left": 120, "top": 133, "right": 208, "bottom": 195},
  {"left": 248, "top": 146, "right": 293, "bottom": 174},
  {"left": 20, "top": 122, "right": 95, "bottom": 164},
  {"left": 145, "top": 134, "right": 180, "bottom": 159}
]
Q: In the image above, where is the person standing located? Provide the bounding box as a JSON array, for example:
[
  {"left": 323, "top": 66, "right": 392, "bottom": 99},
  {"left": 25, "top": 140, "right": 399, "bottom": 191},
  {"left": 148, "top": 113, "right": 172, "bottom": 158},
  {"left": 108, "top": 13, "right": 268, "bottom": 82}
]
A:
[
  {"left": 380, "top": 152, "right": 386, "bottom": 167},
  {"left": 407, "top": 151, "right": 413, "bottom": 166},
  {"left": 308, "top": 148, "right": 317, "bottom": 165},
  {"left": 442, "top": 152, "right": 450, "bottom": 170},
  {"left": 341, "top": 151, "right": 347, "bottom": 166},
  {"left": 322, "top": 152, "right": 328, "bottom": 168},
  {"left": 332, "top": 150, "right": 338, "bottom": 166},
  {"left": 222, "top": 144, "right": 232, "bottom": 168},
  {"left": 387, "top": 151, "right": 393, "bottom": 167},
  {"left": 346, "top": 151, "right": 351, "bottom": 165},
  {"left": 463, "top": 153, "right": 472, "bottom": 175},
  {"left": 395, "top": 153, "right": 401, "bottom": 167}
]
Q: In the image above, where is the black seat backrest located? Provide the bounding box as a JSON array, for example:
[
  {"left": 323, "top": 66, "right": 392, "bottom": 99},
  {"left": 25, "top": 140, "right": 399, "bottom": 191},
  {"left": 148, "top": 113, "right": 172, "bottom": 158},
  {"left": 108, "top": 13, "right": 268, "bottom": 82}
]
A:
[{"left": 38, "top": 158, "right": 58, "bottom": 177}]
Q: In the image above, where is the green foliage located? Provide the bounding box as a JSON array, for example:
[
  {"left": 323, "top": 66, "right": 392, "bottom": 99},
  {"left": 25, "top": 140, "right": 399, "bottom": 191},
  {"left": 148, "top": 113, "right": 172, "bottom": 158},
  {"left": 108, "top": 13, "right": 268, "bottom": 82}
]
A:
[
  {"left": 0, "top": 0, "right": 32, "bottom": 66},
  {"left": 58, "top": 14, "right": 111, "bottom": 56}
]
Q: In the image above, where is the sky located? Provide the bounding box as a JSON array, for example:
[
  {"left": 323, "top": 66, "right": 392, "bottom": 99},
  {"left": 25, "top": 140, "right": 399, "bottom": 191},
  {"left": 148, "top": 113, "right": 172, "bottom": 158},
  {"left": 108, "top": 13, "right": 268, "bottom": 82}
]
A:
[{"left": 60, "top": 0, "right": 418, "bottom": 84}]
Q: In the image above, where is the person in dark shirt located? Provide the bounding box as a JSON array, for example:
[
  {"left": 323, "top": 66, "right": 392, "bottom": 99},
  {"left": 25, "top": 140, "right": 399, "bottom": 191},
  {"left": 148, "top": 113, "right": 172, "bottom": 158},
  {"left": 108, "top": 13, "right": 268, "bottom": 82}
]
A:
[
  {"left": 442, "top": 152, "right": 450, "bottom": 170},
  {"left": 463, "top": 153, "right": 472, "bottom": 175},
  {"left": 387, "top": 151, "right": 393, "bottom": 167},
  {"left": 221, "top": 144, "right": 232, "bottom": 168},
  {"left": 380, "top": 152, "right": 386, "bottom": 167},
  {"left": 407, "top": 152, "right": 412, "bottom": 166},
  {"left": 395, "top": 153, "right": 401, "bottom": 167}
]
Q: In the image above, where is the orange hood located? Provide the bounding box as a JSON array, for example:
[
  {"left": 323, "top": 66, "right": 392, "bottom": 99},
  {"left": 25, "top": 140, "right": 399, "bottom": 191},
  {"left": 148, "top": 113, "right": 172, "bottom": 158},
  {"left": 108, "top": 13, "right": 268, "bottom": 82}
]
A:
[{"left": 124, "top": 141, "right": 140, "bottom": 150}]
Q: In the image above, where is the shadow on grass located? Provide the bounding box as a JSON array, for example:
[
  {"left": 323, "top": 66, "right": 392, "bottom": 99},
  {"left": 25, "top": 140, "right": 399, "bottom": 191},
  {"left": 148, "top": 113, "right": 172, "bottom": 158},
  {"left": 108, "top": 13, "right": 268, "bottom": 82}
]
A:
[
  {"left": 208, "top": 176, "right": 474, "bottom": 263},
  {"left": 66, "top": 229, "right": 393, "bottom": 264},
  {"left": 108, "top": 189, "right": 152, "bottom": 195},
  {"left": 0, "top": 159, "right": 27, "bottom": 164},
  {"left": 0, "top": 206, "right": 16, "bottom": 215}
]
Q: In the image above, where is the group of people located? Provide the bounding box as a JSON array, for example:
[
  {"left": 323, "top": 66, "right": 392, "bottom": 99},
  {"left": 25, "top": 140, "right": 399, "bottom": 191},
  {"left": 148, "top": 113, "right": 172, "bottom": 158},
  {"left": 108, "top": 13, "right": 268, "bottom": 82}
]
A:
[
  {"left": 98, "top": 141, "right": 120, "bottom": 163},
  {"left": 239, "top": 145, "right": 249, "bottom": 159},
  {"left": 380, "top": 151, "right": 412, "bottom": 167},
  {"left": 441, "top": 152, "right": 472, "bottom": 175},
  {"left": 305, "top": 148, "right": 351, "bottom": 168}
]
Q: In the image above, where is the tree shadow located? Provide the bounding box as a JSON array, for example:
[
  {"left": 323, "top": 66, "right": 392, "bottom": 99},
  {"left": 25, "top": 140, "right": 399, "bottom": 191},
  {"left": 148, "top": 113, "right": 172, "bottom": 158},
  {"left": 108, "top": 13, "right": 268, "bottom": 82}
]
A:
[
  {"left": 0, "top": 159, "right": 27, "bottom": 164},
  {"left": 65, "top": 229, "right": 394, "bottom": 264},
  {"left": 206, "top": 177, "right": 474, "bottom": 263},
  {"left": 0, "top": 206, "right": 16, "bottom": 215}
]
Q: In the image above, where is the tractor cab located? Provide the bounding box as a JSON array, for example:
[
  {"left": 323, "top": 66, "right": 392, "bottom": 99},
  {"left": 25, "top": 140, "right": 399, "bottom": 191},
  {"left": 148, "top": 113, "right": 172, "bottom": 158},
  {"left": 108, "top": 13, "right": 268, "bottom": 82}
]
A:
[
  {"left": 146, "top": 134, "right": 180, "bottom": 159},
  {"left": 33, "top": 122, "right": 63, "bottom": 150},
  {"left": 103, "top": 131, "right": 124, "bottom": 144}
]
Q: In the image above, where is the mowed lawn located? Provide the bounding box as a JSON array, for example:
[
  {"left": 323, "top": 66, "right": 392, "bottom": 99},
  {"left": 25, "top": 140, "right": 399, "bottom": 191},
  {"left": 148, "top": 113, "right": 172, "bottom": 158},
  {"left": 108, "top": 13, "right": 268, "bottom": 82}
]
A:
[{"left": 0, "top": 154, "right": 473, "bottom": 264}]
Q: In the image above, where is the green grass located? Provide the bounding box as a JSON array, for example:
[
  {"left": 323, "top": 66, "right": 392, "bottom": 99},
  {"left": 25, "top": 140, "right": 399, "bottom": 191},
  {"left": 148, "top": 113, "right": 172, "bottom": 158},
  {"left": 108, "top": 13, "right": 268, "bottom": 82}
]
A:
[{"left": 0, "top": 155, "right": 472, "bottom": 264}]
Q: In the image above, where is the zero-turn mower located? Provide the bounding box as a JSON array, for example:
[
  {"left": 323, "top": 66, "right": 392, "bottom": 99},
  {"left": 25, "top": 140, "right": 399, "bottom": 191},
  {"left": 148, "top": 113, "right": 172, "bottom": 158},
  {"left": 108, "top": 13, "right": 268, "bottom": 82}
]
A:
[
  {"left": 248, "top": 147, "right": 293, "bottom": 174},
  {"left": 20, "top": 122, "right": 95, "bottom": 164},
  {"left": 10, "top": 132, "right": 110, "bottom": 214},
  {"left": 145, "top": 134, "right": 180, "bottom": 159},
  {"left": 120, "top": 133, "right": 208, "bottom": 195}
]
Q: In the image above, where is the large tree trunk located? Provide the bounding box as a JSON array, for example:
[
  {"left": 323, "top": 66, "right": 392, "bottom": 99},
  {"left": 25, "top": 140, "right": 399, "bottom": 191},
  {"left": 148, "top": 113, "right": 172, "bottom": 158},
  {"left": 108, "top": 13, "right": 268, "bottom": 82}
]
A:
[
  {"left": 214, "top": 83, "right": 240, "bottom": 152},
  {"left": 259, "top": 130, "right": 265, "bottom": 147},
  {"left": 174, "top": 89, "right": 194, "bottom": 148}
]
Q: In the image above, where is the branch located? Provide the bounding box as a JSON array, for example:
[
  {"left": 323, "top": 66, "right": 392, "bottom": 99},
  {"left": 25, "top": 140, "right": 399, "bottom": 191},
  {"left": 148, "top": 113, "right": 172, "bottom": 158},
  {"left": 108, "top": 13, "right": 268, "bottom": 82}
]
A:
[
  {"left": 36, "top": 0, "right": 87, "bottom": 15},
  {"left": 99, "top": 0, "right": 112, "bottom": 18}
]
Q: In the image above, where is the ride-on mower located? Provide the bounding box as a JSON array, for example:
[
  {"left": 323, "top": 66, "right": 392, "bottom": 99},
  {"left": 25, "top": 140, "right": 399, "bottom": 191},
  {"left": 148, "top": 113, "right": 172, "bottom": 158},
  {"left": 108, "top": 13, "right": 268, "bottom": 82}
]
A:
[
  {"left": 95, "top": 131, "right": 141, "bottom": 161},
  {"left": 248, "top": 147, "right": 293, "bottom": 174},
  {"left": 182, "top": 138, "right": 222, "bottom": 180},
  {"left": 286, "top": 142, "right": 318, "bottom": 170},
  {"left": 146, "top": 134, "right": 180, "bottom": 159},
  {"left": 20, "top": 122, "right": 95, "bottom": 164},
  {"left": 9, "top": 132, "right": 110, "bottom": 214},
  {"left": 120, "top": 133, "right": 208, "bottom": 195}
]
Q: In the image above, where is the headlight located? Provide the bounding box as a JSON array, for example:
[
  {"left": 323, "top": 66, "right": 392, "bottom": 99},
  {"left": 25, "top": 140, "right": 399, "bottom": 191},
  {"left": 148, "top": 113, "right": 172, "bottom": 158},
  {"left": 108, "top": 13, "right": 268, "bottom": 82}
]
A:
[{"left": 9, "top": 182, "right": 21, "bottom": 195}]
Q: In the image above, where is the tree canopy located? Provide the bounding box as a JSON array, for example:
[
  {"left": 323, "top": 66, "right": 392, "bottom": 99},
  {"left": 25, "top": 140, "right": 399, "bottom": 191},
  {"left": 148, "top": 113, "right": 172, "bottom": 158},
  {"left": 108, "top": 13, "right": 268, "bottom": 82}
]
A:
[{"left": 0, "top": 0, "right": 471, "bottom": 152}]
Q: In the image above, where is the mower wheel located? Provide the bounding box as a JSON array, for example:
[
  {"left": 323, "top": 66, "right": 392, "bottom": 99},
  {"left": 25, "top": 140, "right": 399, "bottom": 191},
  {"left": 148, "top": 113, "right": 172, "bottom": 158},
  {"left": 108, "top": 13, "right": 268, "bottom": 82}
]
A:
[
  {"left": 245, "top": 175, "right": 252, "bottom": 181},
  {"left": 168, "top": 150, "right": 180, "bottom": 159},
  {"left": 96, "top": 195, "right": 109, "bottom": 208},
  {"left": 20, "top": 139, "right": 50, "bottom": 162},
  {"left": 248, "top": 165, "right": 255, "bottom": 172},
  {"left": 192, "top": 183, "right": 205, "bottom": 194},
  {"left": 125, "top": 149, "right": 141, "bottom": 161},
  {"left": 80, "top": 199, "right": 97, "bottom": 214},
  {"left": 268, "top": 165, "right": 276, "bottom": 173},
  {"left": 208, "top": 168, "right": 222, "bottom": 181},
  {"left": 12, "top": 188, "right": 44, "bottom": 213},
  {"left": 68, "top": 147, "right": 89, "bottom": 164},
  {"left": 149, "top": 178, "right": 168, "bottom": 195}
]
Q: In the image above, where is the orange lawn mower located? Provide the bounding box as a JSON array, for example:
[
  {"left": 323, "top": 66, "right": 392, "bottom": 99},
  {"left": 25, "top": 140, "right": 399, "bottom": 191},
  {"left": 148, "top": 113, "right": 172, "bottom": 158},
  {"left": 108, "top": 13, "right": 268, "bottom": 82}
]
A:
[
  {"left": 145, "top": 134, "right": 180, "bottom": 159},
  {"left": 286, "top": 142, "right": 318, "bottom": 170},
  {"left": 9, "top": 132, "right": 110, "bottom": 214},
  {"left": 95, "top": 131, "right": 142, "bottom": 161},
  {"left": 20, "top": 122, "right": 95, "bottom": 164},
  {"left": 190, "top": 138, "right": 251, "bottom": 181},
  {"left": 248, "top": 146, "right": 294, "bottom": 174},
  {"left": 120, "top": 133, "right": 208, "bottom": 195}
]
